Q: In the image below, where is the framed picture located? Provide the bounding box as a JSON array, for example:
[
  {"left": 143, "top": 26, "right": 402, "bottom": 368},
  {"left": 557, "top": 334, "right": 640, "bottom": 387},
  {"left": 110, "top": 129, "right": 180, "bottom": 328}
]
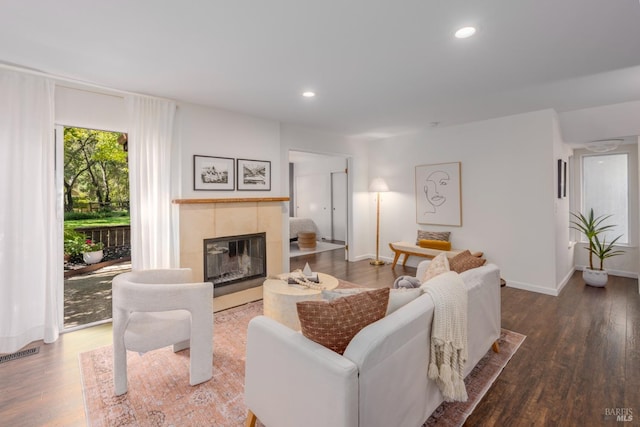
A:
[
  {"left": 237, "top": 159, "right": 271, "bottom": 191},
  {"left": 415, "top": 162, "right": 462, "bottom": 226},
  {"left": 558, "top": 159, "right": 567, "bottom": 199},
  {"left": 193, "top": 155, "right": 235, "bottom": 191}
]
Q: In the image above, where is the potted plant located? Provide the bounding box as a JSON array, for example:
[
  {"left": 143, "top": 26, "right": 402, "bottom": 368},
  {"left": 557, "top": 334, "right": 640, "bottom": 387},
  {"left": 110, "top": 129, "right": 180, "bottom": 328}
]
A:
[
  {"left": 82, "top": 238, "right": 105, "bottom": 265},
  {"left": 64, "top": 229, "right": 87, "bottom": 263},
  {"left": 570, "top": 208, "right": 625, "bottom": 287}
]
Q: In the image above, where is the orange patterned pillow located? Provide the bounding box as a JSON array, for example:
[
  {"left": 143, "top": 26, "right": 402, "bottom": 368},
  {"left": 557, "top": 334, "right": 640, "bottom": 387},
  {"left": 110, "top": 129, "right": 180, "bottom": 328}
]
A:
[
  {"left": 296, "top": 288, "right": 390, "bottom": 354},
  {"left": 449, "top": 250, "right": 486, "bottom": 273}
]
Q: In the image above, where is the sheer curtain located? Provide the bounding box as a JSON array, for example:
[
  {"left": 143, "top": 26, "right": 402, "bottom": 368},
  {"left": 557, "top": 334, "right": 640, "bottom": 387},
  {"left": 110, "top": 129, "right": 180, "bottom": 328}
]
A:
[
  {"left": 0, "top": 69, "right": 60, "bottom": 353},
  {"left": 126, "top": 96, "right": 177, "bottom": 269}
]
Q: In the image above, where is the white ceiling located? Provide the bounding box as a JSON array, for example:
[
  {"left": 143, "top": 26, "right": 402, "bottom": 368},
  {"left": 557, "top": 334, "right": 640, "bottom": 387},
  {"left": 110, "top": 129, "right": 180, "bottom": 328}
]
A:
[{"left": 2, "top": 0, "right": 640, "bottom": 144}]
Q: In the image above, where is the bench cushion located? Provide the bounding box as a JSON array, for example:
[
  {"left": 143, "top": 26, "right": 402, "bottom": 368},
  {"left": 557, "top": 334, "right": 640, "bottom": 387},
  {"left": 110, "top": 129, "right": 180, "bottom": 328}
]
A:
[
  {"left": 418, "top": 239, "right": 452, "bottom": 251},
  {"left": 390, "top": 241, "right": 463, "bottom": 258}
]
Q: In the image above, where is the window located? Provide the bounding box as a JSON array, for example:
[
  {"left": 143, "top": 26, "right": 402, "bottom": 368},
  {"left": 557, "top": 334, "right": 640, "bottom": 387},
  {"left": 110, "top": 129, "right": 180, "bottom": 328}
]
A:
[{"left": 582, "top": 153, "right": 628, "bottom": 244}]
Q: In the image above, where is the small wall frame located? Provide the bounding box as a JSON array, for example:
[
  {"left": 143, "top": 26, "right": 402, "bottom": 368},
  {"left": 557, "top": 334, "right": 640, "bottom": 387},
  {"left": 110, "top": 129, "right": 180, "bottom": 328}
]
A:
[
  {"left": 194, "top": 155, "right": 235, "bottom": 191},
  {"left": 237, "top": 158, "right": 271, "bottom": 191},
  {"left": 558, "top": 159, "right": 567, "bottom": 199}
]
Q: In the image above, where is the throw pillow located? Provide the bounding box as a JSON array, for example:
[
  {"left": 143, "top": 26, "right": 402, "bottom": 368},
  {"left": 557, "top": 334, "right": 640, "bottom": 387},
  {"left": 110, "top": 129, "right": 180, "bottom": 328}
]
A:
[
  {"left": 449, "top": 250, "right": 486, "bottom": 273},
  {"left": 416, "top": 230, "right": 451, "bottom": 245},
  {"left": 418, "top": 239, "right": 452, "bottom": 251},
  {"left": 323, "top": 287, "right": 422, "bottom": 315},
  {"left": 421, "top": 252, "right": 450, "bottom": 282},
  {"left": 298, "top": 288, "right": 390, "bottom": 354}
]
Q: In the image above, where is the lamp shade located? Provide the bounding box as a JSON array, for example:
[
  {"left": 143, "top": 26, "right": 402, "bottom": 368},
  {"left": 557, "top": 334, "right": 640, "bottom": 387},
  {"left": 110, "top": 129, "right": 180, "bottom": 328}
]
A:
[{"left": 369, "top": 177, "right": 389, "bottom": 192}]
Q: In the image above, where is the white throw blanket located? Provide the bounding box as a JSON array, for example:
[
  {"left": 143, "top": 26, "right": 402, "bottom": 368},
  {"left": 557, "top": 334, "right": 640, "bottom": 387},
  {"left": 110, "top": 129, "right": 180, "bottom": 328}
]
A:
[{"left": 423, "top": 271, "right": 468, "bottom": 402}]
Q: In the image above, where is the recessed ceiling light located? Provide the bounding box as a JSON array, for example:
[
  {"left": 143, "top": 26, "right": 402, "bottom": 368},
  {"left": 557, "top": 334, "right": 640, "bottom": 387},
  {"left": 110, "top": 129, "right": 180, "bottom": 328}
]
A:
[
  {"left": 455, "top": 26, "right": 476, "bottom": 39},
  {"left": 302, "top": 91, "right": 316, "bottom": 98}
]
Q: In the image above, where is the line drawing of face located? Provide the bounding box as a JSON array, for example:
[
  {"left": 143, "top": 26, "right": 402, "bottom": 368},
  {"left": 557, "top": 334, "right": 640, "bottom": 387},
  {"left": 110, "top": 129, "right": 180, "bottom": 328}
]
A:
[{"left": 423, "top": 170, "right": 450, "bottom": 213}]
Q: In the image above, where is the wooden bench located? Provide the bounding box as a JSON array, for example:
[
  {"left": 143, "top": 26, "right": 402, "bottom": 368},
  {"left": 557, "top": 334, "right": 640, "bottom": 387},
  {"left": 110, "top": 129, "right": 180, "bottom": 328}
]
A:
[
  {"left": 388, "top": 241, "right": 461, "bottom": 269},
  {"left": 389, "top": 241, "right": 482, "bottom": 269}
]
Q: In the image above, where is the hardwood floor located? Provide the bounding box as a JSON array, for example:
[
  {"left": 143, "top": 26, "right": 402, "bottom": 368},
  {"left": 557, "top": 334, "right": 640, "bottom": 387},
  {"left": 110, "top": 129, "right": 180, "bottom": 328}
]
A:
[
  {"left": 467, "top": 272, "right": 640, "bottom": 427},
  {"left": 1, "top": 249, "right": 638, "bottom": 426}
]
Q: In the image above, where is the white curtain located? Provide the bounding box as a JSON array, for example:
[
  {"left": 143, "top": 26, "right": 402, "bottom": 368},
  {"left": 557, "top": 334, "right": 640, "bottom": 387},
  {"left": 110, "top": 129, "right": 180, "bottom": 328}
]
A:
[
  {"left": 0, "top": 69, "right": 60, "bottom": 353},
  {"left": 126, "top": 96, "right": 177, "bottom": 269}
]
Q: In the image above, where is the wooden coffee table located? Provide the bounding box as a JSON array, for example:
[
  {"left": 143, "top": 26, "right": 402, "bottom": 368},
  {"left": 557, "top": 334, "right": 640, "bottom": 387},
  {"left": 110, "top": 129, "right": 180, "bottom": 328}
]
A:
[{"left": 263, "top": 273, "right": 339, "bottom": 330}]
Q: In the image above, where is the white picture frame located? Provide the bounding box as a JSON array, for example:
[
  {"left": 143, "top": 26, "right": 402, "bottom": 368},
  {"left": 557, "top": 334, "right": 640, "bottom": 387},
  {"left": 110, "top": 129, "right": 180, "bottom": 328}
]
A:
[{"left": 415, "top": 162, "right": 462, "bottom": 226}]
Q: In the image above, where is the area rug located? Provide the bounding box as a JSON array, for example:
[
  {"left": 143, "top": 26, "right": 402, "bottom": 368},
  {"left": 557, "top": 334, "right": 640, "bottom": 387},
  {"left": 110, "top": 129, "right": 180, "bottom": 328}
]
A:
[
  {"left": 289, "top": 240, "right": 345, "bottom": 258},
  {"left": 424, "top": 328, "right": 525, "bottom": 426},
  {"left": 80, "top": 298, "right": 524, "bottom": 427}
]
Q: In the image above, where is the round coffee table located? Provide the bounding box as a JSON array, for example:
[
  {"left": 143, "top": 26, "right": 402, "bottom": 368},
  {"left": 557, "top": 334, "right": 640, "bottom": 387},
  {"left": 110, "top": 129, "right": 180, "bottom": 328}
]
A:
[{"left": 263, "top": 273, "right": 339, "bottom": 330}]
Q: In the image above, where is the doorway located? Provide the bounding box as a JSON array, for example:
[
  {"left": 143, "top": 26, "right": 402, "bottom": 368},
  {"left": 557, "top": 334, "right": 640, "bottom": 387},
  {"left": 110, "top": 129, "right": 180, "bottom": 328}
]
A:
[
  {"left": 289, "top": 150, "right": 349, "bottom": 259},
  {"left": 58, "top": 125, "right": 131, "bottom": 330}
]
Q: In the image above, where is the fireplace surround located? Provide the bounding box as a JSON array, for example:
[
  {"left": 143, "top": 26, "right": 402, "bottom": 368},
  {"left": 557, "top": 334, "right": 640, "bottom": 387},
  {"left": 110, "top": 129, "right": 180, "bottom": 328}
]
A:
[{"left": 175, "top": 197, "right": 287, "bottom": 309}]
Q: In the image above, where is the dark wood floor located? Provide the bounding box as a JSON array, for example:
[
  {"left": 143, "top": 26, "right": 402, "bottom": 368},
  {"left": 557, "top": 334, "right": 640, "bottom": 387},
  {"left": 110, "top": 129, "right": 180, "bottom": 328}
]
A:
[{"left": 1, "top": 249, "right": 638, "bottom": 426}]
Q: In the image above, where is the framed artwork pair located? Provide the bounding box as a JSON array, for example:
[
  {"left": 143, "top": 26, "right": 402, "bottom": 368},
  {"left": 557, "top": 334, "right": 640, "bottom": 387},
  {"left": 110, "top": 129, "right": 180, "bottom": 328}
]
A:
[{"left": 193, "top": 155, "right": 271, "bottom": 191}]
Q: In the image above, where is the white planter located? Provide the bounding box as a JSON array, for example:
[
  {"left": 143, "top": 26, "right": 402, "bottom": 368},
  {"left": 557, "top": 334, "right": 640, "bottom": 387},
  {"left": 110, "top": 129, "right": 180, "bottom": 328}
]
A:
[
  {"left": 583, "top": 268, "right": 608, "bottom": 287},
  {"left": 83, "top": 250, "right": 104, "bottom": 265}
]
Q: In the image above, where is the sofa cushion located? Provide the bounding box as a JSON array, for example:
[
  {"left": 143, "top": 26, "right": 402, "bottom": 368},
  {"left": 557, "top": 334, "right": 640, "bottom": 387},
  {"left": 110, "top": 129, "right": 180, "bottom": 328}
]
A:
[
  {"left": 449, "top": 250, "right": 486, "bottom": 273},
  {"left": 323, "top": 287, "right": 421, "bottom": 315},
  {"left": 416, "top": 230, "right": 451, "bottom": 245},
  {"left": 418, "top": 239, "right": 452, "bottom": 251},
  {"left": 421, "top": 252, "right": 450, "bottom": 282},
  {"left": 298, "top": 288, "right": 390, "bottom": 354}
]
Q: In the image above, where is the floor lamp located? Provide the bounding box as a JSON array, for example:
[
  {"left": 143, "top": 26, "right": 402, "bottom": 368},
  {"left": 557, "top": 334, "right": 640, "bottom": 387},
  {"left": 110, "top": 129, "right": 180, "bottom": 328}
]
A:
[{"left": 369, "top": 177, "right": 389, "bottom": 266}]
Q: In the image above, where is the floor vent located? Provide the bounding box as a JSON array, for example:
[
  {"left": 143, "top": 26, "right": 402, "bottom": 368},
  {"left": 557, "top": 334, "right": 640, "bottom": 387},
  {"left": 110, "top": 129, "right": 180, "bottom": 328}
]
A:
[{"left": 0, "top": 347, "right": 40, "bottom": 364}]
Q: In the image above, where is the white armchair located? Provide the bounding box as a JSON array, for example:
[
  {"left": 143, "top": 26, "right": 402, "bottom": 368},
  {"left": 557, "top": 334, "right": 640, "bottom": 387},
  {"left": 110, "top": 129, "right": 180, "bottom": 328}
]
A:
[{"left": 112, "top": 268, "right": 213, "bottom": 396}]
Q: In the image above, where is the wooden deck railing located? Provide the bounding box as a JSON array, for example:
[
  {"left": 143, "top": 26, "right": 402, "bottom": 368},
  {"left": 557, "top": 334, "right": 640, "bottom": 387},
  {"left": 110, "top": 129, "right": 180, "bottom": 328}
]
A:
[{"left": 75, "top": 225, "right": 131, "bottom": 248}]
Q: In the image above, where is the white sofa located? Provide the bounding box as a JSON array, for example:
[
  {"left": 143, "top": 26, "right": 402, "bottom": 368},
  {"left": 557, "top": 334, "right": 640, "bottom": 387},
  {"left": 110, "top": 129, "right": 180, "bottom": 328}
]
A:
[{"left": 244, "top": 261, "right": 501, "bottom": 427}]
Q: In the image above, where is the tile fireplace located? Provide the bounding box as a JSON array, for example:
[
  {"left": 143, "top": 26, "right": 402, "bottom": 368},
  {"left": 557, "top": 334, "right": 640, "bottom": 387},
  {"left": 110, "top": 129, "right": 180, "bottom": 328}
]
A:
[{"left": 175, "top": 197, "right": 287, "bottom": 310}]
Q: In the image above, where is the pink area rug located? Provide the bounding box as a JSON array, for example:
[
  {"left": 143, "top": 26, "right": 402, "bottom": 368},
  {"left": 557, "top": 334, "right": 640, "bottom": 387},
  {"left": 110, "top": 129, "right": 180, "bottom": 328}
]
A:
[
  {"left": 80, "top": 295, "right": 524, "bottom": 427},
  {"left": 424, "top": 328, "right": 525, "bottom": 426}
]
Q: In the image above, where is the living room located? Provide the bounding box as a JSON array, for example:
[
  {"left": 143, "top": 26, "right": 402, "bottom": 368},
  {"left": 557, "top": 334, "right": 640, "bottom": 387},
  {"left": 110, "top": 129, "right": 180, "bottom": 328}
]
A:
[{"left": 1, "top": 1, "right": 640, "bottom": 426}]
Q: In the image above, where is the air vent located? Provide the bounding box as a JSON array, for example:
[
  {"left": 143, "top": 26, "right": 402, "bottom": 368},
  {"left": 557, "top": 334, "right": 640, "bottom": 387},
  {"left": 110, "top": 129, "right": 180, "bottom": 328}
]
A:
[{"left": 0, "top": 347, "right": 39, "bottom": 364}]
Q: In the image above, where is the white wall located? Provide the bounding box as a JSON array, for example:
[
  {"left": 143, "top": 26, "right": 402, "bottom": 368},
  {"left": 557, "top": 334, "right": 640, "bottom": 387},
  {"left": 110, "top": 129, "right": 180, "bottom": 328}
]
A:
[
  {"left": 176, "top": 103, "right": 282, "bottom": 198},
  {"left": 552, "top": 112, "right": 575, "bottom": 291},
  {"left": 368, "top": 110, "right": 561, "bottom": 294},
  {"left": 55, "top": 86, "right": 127, "bottom": 132}
]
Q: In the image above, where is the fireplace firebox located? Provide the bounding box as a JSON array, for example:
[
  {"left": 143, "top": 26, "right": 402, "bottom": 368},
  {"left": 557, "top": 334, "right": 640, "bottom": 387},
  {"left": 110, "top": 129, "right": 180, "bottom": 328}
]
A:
[{"left": 203, "top": 232, "right": 266, "bottom": 296}]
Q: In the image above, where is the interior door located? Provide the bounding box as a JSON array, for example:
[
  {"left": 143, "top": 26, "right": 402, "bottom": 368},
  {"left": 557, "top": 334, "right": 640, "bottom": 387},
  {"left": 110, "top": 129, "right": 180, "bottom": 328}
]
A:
[
  {"left": 331, "top": 171, "right": 347, "bottom": 242},
  {"left": 295, "top": 174, "right": 331, "bottom": 239}
]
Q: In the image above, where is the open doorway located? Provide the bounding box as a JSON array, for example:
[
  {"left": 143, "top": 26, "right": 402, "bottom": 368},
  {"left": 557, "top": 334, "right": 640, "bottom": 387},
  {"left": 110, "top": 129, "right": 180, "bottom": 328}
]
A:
[
  {"left": 59, "top": 126, "right": 131, "bottom": 330},
  {"left": 288, "top": 150, "right": 348, "bottom": 259}
]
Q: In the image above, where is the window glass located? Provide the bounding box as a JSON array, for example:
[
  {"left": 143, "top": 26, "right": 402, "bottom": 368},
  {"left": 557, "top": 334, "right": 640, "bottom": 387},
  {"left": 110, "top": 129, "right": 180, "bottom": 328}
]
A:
[{"left": 582, "top": 153, "right": 628, "bottom": 244}]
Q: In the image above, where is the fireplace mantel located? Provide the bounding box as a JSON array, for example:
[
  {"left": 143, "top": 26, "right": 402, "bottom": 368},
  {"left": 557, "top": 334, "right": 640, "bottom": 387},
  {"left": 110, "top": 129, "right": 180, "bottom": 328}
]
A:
[{"left": 173, "top": 197, "right": 289, "bottom": 204}]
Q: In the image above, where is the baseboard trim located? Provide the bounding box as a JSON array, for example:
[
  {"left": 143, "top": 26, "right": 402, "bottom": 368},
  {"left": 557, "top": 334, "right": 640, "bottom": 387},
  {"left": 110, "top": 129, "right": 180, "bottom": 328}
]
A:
[
  {"left": 556, "top": 268, "right": 576, "bottom": 295},
  {"left": 505, "top": 280, "right": 559, "bottom": 296},
  {"left": 574, "top": 265, "right": 638, "bottom": 279}
]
